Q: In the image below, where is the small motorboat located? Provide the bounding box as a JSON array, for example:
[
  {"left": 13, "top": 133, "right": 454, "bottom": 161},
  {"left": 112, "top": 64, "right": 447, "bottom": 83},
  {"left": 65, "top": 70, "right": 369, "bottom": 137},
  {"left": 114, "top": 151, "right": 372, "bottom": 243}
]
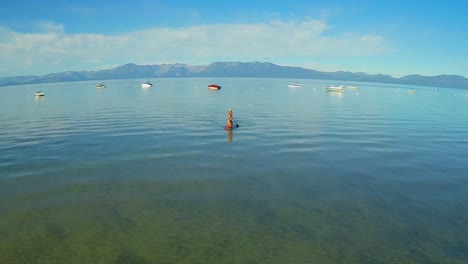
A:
[
  {"left": 208, "top": 84, "right": 221, "bottom": 90},
  {"left": 288, "top": 83, "right": 302, "bottom": 88},
  {"left": 141, "top": 81, "right": 153, "bottom": 88},
  {"left": 326, "top": 85, "right": 344, "bottom": 92},
  {"left": 347, "top": 86, "right": 359, "bottom": 90},
  {"left": 406, "top": 89, "right": 416, "bottom": 94},
  {"left": 97, "top": 83, "right": 106, "bottom": 89},
  {"left": 34, "top": 91, "right": 45, "bottom": 97}
]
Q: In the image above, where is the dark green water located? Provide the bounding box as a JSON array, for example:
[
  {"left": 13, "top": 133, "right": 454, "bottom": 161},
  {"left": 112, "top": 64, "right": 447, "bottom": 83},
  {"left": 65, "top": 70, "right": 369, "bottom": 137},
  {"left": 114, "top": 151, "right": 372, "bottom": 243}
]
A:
[{"left": 1, "top": 78, "right": 467, "bottom": 263}]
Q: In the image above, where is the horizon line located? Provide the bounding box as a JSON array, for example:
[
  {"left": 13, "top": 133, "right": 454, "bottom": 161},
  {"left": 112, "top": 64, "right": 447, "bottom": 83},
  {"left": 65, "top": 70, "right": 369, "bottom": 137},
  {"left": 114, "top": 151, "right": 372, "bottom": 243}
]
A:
[{"left": 1, "top": 61, "right": 466, "bottom": 80}]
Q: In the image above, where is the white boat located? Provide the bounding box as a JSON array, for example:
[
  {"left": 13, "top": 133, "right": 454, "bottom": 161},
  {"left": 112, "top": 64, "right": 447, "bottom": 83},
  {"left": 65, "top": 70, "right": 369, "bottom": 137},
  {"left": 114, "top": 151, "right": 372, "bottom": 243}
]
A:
[
  {"left": 34, "top": 91, "right": 45, "bottom": 97},
  {"left": 97, "top": 84, "right": 106, "bottom": 89},
  {"left": 347, "top": 86, "right": 359, "bottom": 90},
  {"left": 288, "top": 83, "right": 302, "bottom": 88},
  {"left": 326, "top": 85, "right": 344, "bottom": 92},
  {"left": 141, "top": 81, "right": 153, "bottom": 88}
]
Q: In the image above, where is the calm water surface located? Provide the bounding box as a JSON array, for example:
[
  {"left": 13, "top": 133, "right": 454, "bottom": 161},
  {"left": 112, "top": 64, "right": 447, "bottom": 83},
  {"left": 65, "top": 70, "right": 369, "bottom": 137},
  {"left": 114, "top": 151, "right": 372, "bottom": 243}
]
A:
[{"left": 1, "top": 78, "right": 468, "bottom": 263}]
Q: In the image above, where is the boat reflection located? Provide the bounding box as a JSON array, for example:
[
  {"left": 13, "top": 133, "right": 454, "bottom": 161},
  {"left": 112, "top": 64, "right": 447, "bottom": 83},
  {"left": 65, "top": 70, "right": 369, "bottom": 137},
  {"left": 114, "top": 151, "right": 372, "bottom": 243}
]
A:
[
  {"left": 326, "top": 90, "right": 344, "bottom": 97},
  {"left": 226, "top": 129, "right": 233, "bottom": 142}
]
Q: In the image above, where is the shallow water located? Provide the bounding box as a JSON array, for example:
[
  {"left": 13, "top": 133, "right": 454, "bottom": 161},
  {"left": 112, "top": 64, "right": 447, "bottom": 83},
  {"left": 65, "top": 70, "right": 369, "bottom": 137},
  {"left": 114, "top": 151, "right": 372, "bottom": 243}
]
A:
[{"left": 1, "top": 78, "right": 468, "bottom": 263}]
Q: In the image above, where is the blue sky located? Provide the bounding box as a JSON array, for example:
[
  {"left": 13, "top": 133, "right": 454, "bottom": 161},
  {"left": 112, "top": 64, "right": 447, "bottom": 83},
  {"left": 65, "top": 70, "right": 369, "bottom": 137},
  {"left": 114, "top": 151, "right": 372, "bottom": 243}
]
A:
[{"left": 0, "top": 0, "right": 467, "bottom": 78}]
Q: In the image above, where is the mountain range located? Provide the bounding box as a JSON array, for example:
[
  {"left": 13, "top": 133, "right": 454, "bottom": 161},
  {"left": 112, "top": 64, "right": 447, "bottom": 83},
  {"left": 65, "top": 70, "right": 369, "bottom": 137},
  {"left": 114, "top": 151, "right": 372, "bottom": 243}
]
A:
[{"left": 1, "top": 61, "right": 467, "bottom": 89}]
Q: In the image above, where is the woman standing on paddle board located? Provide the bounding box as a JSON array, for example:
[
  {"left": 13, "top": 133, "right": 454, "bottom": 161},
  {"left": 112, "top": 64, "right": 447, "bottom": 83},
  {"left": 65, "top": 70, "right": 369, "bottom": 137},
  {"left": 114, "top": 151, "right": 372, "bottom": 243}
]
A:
[{"left": 225, "top": 109, "right": 239, "bottom": 129}]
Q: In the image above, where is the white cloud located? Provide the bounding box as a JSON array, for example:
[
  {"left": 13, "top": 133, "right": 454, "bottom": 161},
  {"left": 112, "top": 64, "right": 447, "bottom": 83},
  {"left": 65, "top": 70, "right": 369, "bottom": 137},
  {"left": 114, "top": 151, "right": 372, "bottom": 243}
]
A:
[
  {"left": 36, "top": 21, "right": 64, "bottom": 33},
  {"left": 0, "top": 19, "right": 390, "bottom": 77}
]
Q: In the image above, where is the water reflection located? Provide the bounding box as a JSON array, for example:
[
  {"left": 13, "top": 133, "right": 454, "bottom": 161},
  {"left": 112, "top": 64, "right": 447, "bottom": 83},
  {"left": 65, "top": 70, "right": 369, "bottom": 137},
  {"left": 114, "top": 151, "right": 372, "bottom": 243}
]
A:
[
  {"left": 226, "top": 129, "right": 233, "bottom": 142},
  {"left": 288, "top": 87, "right": 301, "bottom": 92},
  {"left": 34, "top": 95, "right": 45, "bottom": 102},
  {"left": 2, "top": 79, "right": 468, "bottom": 264},
  {"left": 326, "top": 90, "right": 344, "bottom": 97}
]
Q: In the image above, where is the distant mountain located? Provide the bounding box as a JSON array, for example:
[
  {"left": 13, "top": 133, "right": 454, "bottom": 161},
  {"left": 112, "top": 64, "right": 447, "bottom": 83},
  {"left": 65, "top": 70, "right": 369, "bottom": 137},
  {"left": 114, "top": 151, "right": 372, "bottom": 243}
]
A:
[{"left": 1, "top": 61, "right": 467, "bottom": 89}]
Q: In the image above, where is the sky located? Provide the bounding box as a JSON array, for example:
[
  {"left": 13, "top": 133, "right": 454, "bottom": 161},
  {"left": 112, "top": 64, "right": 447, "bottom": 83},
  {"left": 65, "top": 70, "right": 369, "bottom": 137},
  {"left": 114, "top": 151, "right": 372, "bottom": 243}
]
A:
[{"left": 0, "top": 0, "right": 467, "bottom": 78}]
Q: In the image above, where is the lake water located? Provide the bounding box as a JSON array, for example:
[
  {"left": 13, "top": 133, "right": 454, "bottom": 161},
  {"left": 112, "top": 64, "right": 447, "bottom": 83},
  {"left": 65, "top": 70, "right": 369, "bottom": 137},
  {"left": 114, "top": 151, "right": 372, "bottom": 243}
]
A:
[{"left": 1, "top": 78, "right": 467, "bottom": 263}]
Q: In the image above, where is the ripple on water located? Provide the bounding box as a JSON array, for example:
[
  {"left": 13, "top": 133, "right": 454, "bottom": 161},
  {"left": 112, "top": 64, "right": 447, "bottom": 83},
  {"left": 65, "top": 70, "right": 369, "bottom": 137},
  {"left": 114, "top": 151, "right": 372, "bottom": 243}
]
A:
[{"left": 1, "top": 79, "right": 468, "bottom": 263}]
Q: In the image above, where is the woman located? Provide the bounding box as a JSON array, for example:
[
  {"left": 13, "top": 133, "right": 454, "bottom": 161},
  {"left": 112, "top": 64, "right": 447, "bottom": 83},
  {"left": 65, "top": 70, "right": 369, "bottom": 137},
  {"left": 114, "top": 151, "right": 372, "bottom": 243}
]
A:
[{"left": 225, "top": 109, "right": 238, "bottom": 129}]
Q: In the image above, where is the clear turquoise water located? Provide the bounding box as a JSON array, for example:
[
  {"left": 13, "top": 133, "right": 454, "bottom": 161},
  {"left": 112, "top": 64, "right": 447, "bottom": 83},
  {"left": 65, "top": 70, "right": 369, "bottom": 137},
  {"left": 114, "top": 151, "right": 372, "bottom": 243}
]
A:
[{"left": 1, "top": 78, "right": 467, "bottom": 263}]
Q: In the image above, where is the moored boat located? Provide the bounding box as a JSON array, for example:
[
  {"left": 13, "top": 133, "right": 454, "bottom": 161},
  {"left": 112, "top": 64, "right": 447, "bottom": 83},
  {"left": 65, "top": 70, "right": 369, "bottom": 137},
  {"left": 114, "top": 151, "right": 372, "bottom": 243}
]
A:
[
  {"left": 208, "top": 84, "right": 221, "bottom": 90},
  {"left": 97, "top": 84, "right": 106, "bottom": 89},
  {"left": 34, "top": 91, "right": 45, "bottom": 97},
  {"left": 141, "top": 81, "right": 153, "bottom": 88},
  {"left": 288, "top": 83, "right": 302, "bottom": 88},
  {"left": 326, "top": 85, "right": 344, "bottom": 92}
]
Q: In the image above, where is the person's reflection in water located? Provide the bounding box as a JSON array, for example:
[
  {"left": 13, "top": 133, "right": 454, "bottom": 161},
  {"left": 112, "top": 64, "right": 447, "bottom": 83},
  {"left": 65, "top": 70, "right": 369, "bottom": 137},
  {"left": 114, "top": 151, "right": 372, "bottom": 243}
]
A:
[{"left": 226, "top": 129, "right": 233, "bottom": 142}]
